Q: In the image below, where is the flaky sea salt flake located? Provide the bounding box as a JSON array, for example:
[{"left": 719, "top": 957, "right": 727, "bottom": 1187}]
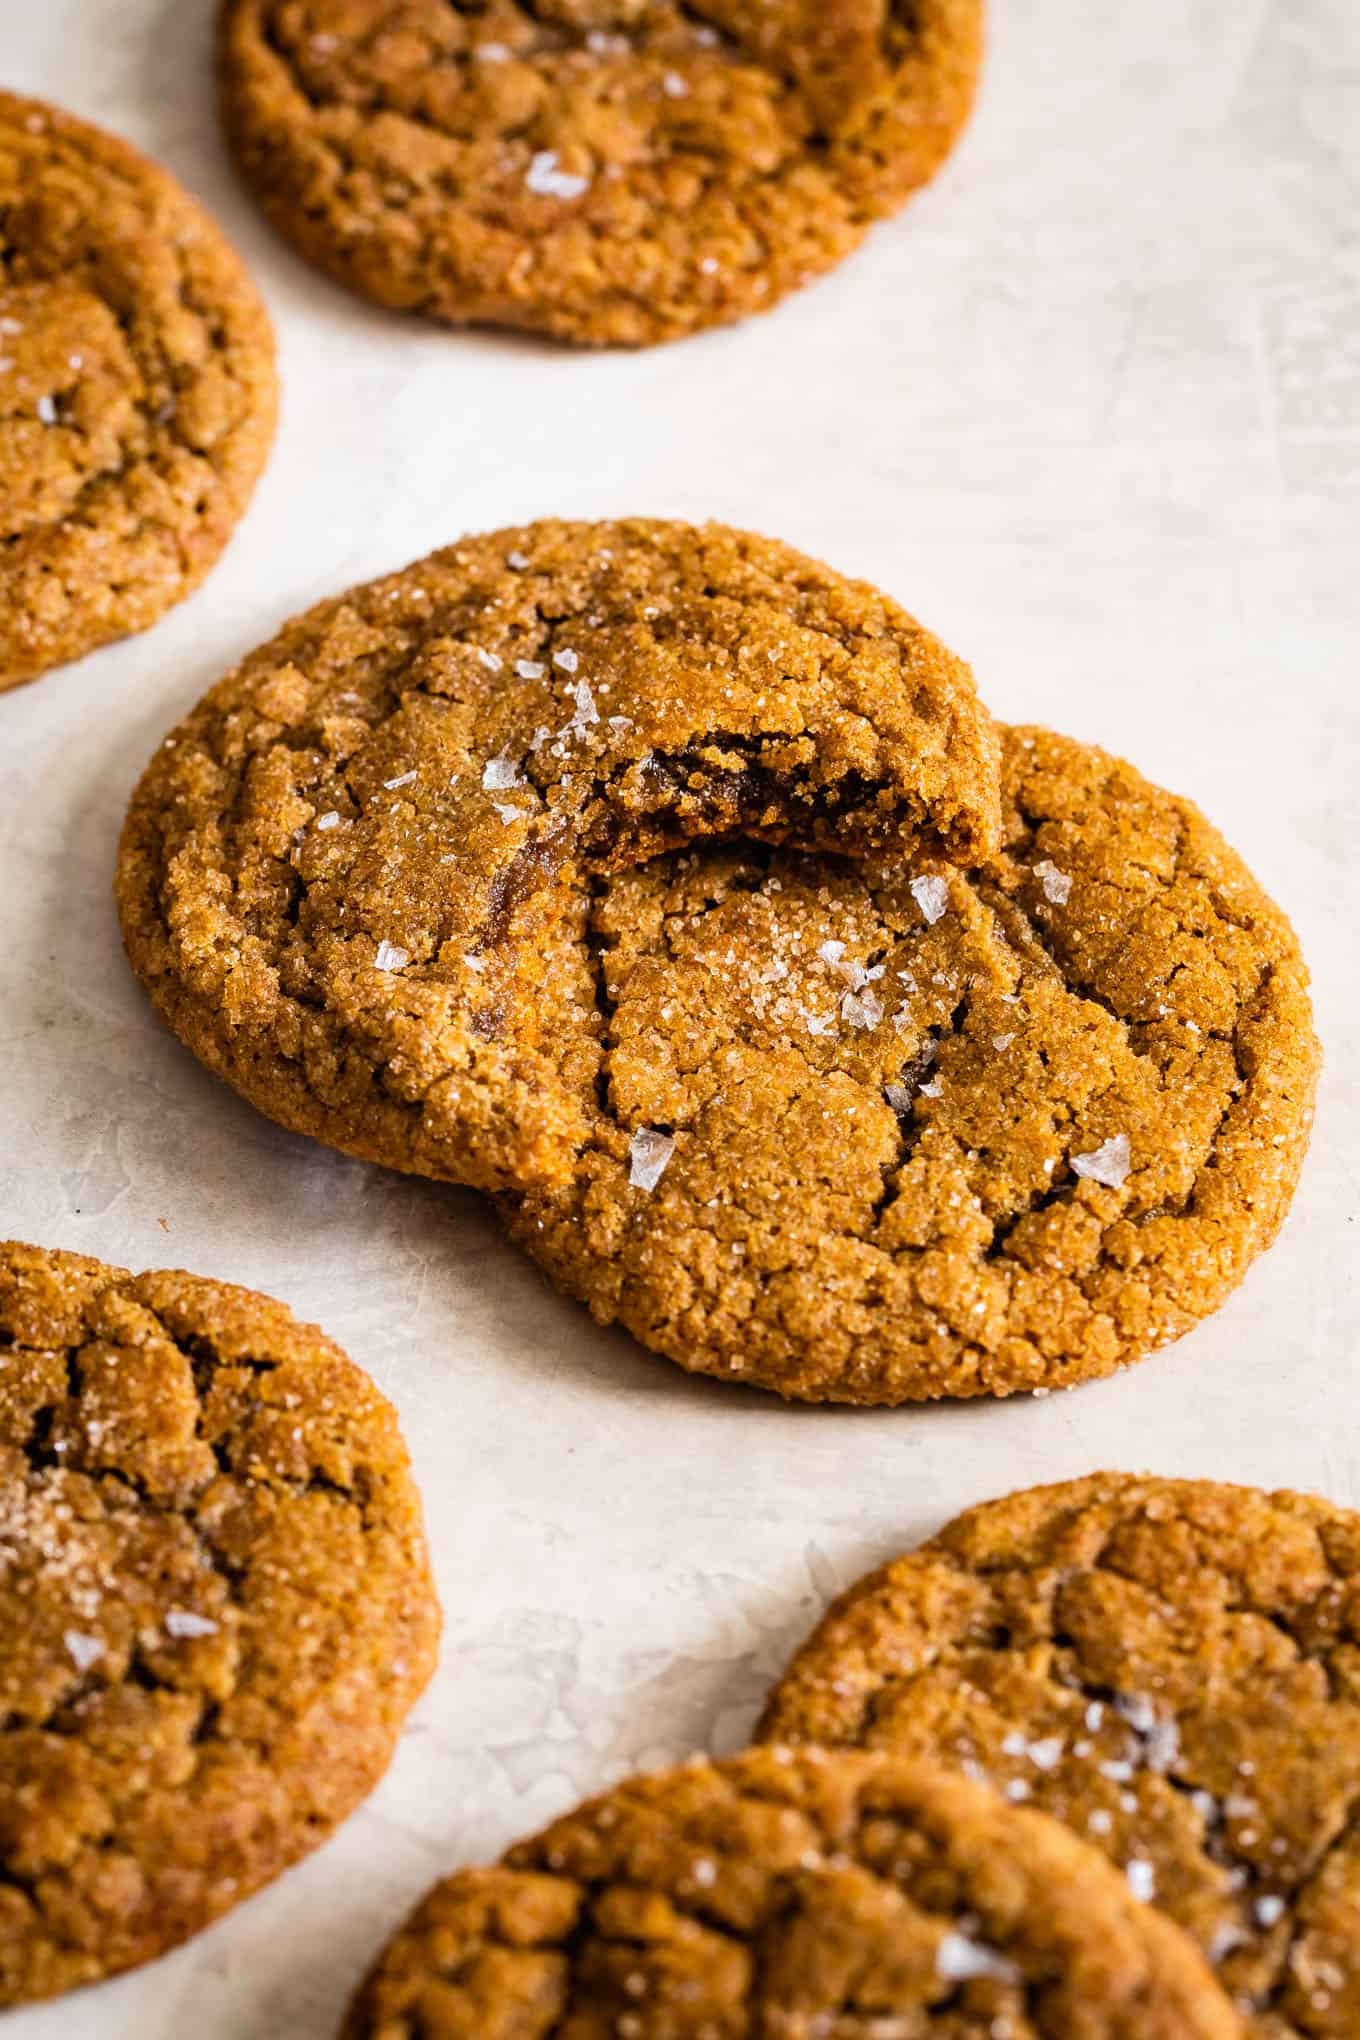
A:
[
  {"left": 552, "top": 647, "right": 579, "bottom": 672},
  {"left": 526, "top": 150, "right": 591, "bottom": 200},
  {"left": 374, "top": 941, "right": 411, "bottom": 972},
  {"left": 910, "top": 875, "right": 949, "bottom": 924},
  {"left": 483, "top": 753, "right": 522, "bottom": 790},
  {"left": 1071, "top": 1132, "right": 1131, "bottom": 1190},
  {"left": 514, "top": 658, "right": 545, "bottom": 680},
  {"left": 65, "top": 1630, "right": 103, "bottom": 1671},
  {"left": 36, "top": 394, "right": 58, "bottom": 424},
  {"left": 841, "top": 989, "right": 884, "bottom": 1030},
  {"left": 936, "top": 1932, "right": 1019, "bottom": 1984},
  {"left": 629, "top": 1127, "right": 675, "bottom": 1192},
  {"left": 1035, "top": 859, "right": 1072, "bottom": 905},
  {"left": 166, "top": 1609, "right": 220, "bottom": 1639},
  {"left": 1126, "top": 1859, "right": 1156, "bottom": 1903},
  {"left": 384, "top": 770, "right": 417, "bottom": 789}
]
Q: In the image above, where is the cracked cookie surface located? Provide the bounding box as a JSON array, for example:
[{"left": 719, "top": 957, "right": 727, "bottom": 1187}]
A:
[
  {"left": 0, "top": 1240, "right": 440, "bottom": 2006},
  {"left": 0, "top": 94, "right": 277, "bottom": 691},
  {"left": 342, "top": 1745, "right": 1243, "bottom": 2037},
  {"left": 116, "top": 517, "right": 1000, "bottom": 1195},
  {"left": 759, "top": 1474, "right": 1360, "bottom": 2038},
  {"left": 218, "top": 0, "right": 981, "bottom": 346},
  {"left": 501, "top": 725, "right": 1318, "bottom": 1402}
]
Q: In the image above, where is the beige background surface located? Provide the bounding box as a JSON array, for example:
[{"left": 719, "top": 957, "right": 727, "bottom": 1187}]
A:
[{"left": 3, "top": 1, "right": 1358, "bottom": 2031}]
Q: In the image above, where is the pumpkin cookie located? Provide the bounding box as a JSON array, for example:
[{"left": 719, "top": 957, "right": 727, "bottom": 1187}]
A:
[
  {"left": 502, "top": 725, "right": 1319, "bottom": 1402},
  {"left": 218, "top": 0, "right": 982, "bottom": 347},
  {"left": 0, "top": 1240, "right": 439, "bottom": 2006},
  {"left": 342, "top": 1746, "right": 1242, "bottom": 2037},
  {"left": 116, "top": 518, "right": 1000, "bottom": 1194},
  {"left": 759, "top": 1474, "right": 1360, "bottom": 2038},
  {"left": 0, "top": 94, "right": 277, "bottom": 692}
]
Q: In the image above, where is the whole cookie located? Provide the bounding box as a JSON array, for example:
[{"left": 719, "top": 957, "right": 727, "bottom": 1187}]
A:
[
  {"left": 759, "top": 1475, "right": 1360, "bottom": 2038},
  {"left": 502, "top": 725, "right": 1319, "bottom": 1402},
  {"left": 342, "top": 1746, "right": 1242, "bottom": 2037},
  {"left": 0, "top": 1240, "right": 440, "bottom": 2006},
  {"left": 116, "top": 518, "right": 1000, "bottom": 1194},
  {"left": 218, "top": 0, "right": 982, "bottom": 346},
  {"left": 0, "top": 94, "right": 277, "bottom": 692}
]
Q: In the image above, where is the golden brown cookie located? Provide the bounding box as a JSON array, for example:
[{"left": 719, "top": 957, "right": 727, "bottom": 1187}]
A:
[
  {"left": 341, "top": 1747, "right": 1244, "bottom": 2037},
  {"left": 759, "top": 1474, "right": 1360, "bottom": 2038},
  {"left": 0, "top": 1240, "right": 440, "bottom": 2006},
  {"left": 116, "top": 517, "right": 1001, "bottom": 1194},
  {"left": 217, "top": 0, "right": 982, "bottom": 347},
  {"left": 502, "top": 725, "right": 1319, "bottom": 1402},
  {"left": 0, "top": 94, "right": 277, "bottom": 692}
]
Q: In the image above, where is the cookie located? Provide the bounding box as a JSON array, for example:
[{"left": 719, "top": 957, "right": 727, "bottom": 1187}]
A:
[
  {"left": 218, "top": 0, "right": 982, "bottom": 347},
  {"left": 501, "top": 724, "right": 1319, "bottom": 1402},
  {"left": 342, "top": 1746, "right": 1243, "bottom": 2037},
  {"left": 759, "top": 1474, "right": 1360, "bottom": 2037},
  {"left": 0, "top": 1240, "right": 440, "bottom": 2006},
  {"left": 116, "top": 517, "right": 1000, "bottom": 1194},
  {"left": 0, "top": 94, "right": 277, "bottom": 693}
]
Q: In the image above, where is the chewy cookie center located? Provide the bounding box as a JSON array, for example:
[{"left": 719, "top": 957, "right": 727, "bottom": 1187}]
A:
[{"left": 0, "top": 282, "right": 143, "bottom": 539}]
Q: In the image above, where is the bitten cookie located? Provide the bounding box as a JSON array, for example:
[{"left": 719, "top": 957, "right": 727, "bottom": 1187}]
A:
[
  {"left": 0, "top": 1240, "right": 440, "bottom": 2006},
  {"left": 0, "top": 94, "right": 277, "bottom": 692},
  {"left": 116, "top": 517, "right": 1000, "bottom": 1194},
  {"left": 759, "top": 1474, "right": 1360, "bottom": 2037},
  {"left": 218, "top": 0, "right": 982, "bottom": 346},
  {"left": 341, "top": 1747, "right": 1243, "bottom": 2037},
  {"left": 502, "top": 725, "right": 1319, "bottom": 1402}
]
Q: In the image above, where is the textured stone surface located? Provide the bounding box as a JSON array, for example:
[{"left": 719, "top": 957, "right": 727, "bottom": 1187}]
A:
[{"left": 0, "top": 0, "right": 1353, "bottom": 2033}]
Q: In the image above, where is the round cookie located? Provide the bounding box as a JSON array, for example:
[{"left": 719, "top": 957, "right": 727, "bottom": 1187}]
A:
[
  {"left": 0, "top": 1239, "right": 440, "bottom": 2006},
  {"left": 116, "top": 517, "right": 1001, "bottom": 1195},
  {"left": 218, "top": 0, "right": 982, "bottom": 347},
  {"left": 758, "top": 1474, "right": 1360, "bottom": 2038},
  {"left": 342, "top": 1746, "right": 1243, "bottom": 2037},
  {"left": 501, "top": 724, "right": 1319, "bottom": 1402},
  {"left": 0, "top": 94, "right": 277, "bottom": 692}
]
